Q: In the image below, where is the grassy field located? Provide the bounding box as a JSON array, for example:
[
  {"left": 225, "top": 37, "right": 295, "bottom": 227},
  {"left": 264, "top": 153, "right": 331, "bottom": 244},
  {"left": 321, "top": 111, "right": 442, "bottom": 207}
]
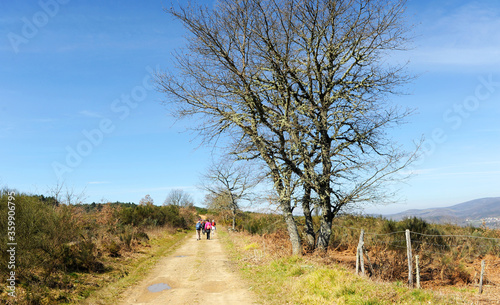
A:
[{"left": 219, "top": 229, "right": 472, "bottom": 305}]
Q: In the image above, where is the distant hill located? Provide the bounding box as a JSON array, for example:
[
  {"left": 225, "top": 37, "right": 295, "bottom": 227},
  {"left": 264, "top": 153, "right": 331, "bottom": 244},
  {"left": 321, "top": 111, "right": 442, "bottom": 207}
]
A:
[{"left": 386, "top": 197, "right": 500, "bottom": 227}]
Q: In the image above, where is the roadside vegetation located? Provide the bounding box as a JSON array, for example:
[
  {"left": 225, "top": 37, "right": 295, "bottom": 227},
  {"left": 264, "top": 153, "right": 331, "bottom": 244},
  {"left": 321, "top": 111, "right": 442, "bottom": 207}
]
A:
[
  {"left": 218, "top": 211, "right": 500, "bottom": 304},
  {"left": 0, "top": 189, "right": 196, "bottom": 304},
  {"left": 2, "top": 186, "right": 498, "bottom": 304}
]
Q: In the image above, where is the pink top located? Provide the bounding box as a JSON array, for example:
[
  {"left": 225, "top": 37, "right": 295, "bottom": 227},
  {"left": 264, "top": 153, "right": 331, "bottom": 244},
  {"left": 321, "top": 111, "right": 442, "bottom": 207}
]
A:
[{"left": 205, "top": 222, "right": 212, "bottom": 230}]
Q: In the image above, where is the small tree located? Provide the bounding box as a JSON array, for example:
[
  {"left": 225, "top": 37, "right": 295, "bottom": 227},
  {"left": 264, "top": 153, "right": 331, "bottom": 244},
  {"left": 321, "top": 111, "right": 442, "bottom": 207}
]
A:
[
  {"left": 199, "top": 160, "right": 261, "bottom": 230},
  {"left": 163, "top": 189, "right": 194, "bottom": 207},
  {"left": 203, "top": 191, "right": 234, "bottom": 226},
  {"left": 48, "top": 181, "right": 87, "bottom": 205},
  {"left": 139, "top": 194, "right": 154, "bottom": 206}
]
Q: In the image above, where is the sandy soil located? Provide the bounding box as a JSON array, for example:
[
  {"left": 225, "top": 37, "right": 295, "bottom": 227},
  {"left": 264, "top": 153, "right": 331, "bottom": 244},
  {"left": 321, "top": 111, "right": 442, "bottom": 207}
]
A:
[{"left": 119, "top": 230, "right": 257, "bottom": 305}]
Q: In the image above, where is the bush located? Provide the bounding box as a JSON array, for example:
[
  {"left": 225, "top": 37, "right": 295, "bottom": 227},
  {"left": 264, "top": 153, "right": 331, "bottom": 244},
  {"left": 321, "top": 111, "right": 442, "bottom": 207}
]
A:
[
  {"left": 1, "top": 191, "right": 104, "bottom": 273},
  {"left": 104, "top": 240, "right": 121, "bottom": 257},
  {"left": 381, "top": 217, "right": 446, "bottom": 251},
  {"left": 60, "top": 241, "right": 104, "bottom": 272},
  {"left": 0, "top": 189, "right": 195, "bottom": 303},
  {"left": 117, "top": 204, "right": 188, "bottom": 229},
  {"left": 241, "top": 213, "right": 285, "bottom": 235}
]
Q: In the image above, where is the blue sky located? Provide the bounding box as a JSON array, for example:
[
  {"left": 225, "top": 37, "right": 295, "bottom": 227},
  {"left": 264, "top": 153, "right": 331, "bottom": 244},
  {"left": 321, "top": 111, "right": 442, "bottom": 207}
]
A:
[{"left": 0, "top": 0, "right": 499, "bottom": 214}]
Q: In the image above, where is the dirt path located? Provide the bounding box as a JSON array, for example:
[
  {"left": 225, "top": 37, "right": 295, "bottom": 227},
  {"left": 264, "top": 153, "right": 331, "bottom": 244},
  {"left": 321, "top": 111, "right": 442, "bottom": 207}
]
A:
[{"left": 119, "top": 230, "right": 257, "bottom": 305}]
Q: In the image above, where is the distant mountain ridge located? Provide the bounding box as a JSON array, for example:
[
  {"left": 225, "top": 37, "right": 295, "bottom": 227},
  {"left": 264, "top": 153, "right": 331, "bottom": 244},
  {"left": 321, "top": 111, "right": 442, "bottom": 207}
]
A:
[{"left": 386, "top": 197, "right": 500, "bottom": 227}]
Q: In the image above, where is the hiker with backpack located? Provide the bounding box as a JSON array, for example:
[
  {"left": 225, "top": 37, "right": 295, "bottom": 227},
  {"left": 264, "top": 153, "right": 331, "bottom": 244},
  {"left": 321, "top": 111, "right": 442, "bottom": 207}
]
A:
[
  {"left": 204, "top": 219, "right": 212, "bottom": 240},
  {"left": 195, "top": 219, "right": 203, "bottom": 240},
  {"left": 211, "top": 219, "right": 216, "bottom": 235}
]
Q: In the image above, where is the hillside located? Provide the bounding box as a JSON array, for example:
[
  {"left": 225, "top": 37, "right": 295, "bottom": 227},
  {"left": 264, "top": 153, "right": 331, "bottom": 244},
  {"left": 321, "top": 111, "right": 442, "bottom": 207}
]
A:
[{"left": 386, "top": 197, "right": 500, "bottom": 227}]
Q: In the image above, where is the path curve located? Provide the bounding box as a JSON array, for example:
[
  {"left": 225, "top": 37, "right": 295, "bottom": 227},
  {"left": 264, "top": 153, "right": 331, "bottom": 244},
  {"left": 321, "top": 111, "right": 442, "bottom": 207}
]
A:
[{"left": 119, "top": 229, "right": 257, "bottom": 305}]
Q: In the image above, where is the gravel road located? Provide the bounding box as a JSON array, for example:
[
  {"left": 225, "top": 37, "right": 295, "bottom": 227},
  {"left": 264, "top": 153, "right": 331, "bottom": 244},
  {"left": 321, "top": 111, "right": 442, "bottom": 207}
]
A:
[{"left": 119, "top": 230, "right": 257, "bottom": 305}]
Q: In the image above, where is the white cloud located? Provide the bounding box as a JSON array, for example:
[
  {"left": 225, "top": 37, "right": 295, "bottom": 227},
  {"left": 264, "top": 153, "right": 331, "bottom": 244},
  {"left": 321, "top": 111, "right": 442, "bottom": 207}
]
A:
[
  {"left": 411, "top": 47, "right": 500, "bottom": 66},
  {"left": 79, "top": 110, "right": 103, "bottom": 118},
  {"left": 410, "top": 1, "right": 500, "bottom": 67}
]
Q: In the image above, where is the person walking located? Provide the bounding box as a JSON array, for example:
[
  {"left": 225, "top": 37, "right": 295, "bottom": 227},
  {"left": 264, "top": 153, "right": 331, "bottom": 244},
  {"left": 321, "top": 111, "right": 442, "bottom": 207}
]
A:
[
  {"left": 205, "top": 219, "right": 212, "bottom": 240},
  {"left": 211, "top": 219, "right": 216, "bottom": 236},
  {"left": 195, "top": 219, "right": 202, "bottom": 240}
]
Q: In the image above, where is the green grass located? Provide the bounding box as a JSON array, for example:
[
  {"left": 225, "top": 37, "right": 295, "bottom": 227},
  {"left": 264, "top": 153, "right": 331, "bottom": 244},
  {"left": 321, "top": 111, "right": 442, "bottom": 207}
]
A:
[
  {"left": 220, "top": 230, "right": 468, "bottom": 305},
  {"left": 243, "top": 242, "right": 260, "bottom": 251}
]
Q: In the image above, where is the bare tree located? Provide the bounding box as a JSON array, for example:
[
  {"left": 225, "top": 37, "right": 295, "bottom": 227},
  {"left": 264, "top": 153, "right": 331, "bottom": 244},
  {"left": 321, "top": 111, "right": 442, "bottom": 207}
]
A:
[
  {"left": 199, "top": 160, "right": 262, "bottom": 229},
  {"left": 47, "top": 182, "right": 87, "bottom": 205},
  {"left": 203, "top": 191, "right": 234, "bottom": 225},
  {"left": 157, "top": 0, "right": 418, "bottom": 254},
  {"left": 139, "top": 194, "right": 155, "bottom": 206},
  {"left": 163, "top": 189, "right": 194, "bottom": 207},
  {"left": 47, "top": 181, "right": 65, "bottom": 206},
  {"left": 63, "top": 185, "right": 88, "bottom": 205}
]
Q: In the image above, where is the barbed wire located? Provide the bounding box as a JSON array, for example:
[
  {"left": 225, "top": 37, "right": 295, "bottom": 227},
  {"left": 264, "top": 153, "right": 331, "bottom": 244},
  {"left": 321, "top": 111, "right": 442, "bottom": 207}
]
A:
[
  {"left": 410, "top": 231, "right": 500, "bottom": 241},
  {"left": 329, "top": 223, "right": 500, "bottom": 288},
  {"left": 331, "top": 223, "right": 500, "bottom": 241},
  {"left": 330, "top": 223, "right": 500, "bottom": 263}
]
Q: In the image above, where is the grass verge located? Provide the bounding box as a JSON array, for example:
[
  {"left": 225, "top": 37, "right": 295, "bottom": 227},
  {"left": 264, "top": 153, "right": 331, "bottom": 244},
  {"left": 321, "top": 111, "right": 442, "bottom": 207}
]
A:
[
  {"left": 219, "top": 229, "right": 470, "bottom": 305},
  {"left": 76, "top": 229, "right": 189, "bottom": 305}
]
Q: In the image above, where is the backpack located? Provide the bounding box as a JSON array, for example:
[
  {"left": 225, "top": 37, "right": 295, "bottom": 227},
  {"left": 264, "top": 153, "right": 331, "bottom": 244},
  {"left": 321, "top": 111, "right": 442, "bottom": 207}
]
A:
[{"left": 196, "top": 222, "right": 202, "bottom": 230}]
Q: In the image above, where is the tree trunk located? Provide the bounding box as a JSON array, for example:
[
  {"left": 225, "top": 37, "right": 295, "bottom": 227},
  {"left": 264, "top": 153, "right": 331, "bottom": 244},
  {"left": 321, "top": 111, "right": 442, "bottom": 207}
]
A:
[
  {"left": 261, "top": 155, "right": 301, "bottom": 255},
  {"left": 316, "top": 192, "right": 333, "bottom": 252},
  {"left": 232, "top": 205, "right": 237, "bottom": 230},
  {"left": 316, "top": 215, "right": 332, "bottom": 251},
  {"left": 282, "top": 202, "right": 302, "bottom": 256},
  {"left": 301, "top": 185, "right": 316, "bottom": 251}
]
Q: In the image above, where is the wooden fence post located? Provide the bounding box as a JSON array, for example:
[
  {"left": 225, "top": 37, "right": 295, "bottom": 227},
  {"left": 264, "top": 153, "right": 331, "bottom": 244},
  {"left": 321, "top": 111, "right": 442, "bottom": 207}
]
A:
[
  {"left": 356, "top": 230, "right": 365, "bottom": 276},
  {"left": 356, "top": 244, "right": 359, "bottom": 275},
  {"left": 363, "top": 245, "right": 374, "bottom": 276},
  {"left": 415, "top": 255, "right": 420, "bottom": 289},
  {"left": 360, "top": 246, "right": 365, "bottom": 276},
  {"left": 479, "top": 260, "right": 485, "bottom": 294},
  {"left": 406, "top": 229, "right": 413, "bottom": 288}
]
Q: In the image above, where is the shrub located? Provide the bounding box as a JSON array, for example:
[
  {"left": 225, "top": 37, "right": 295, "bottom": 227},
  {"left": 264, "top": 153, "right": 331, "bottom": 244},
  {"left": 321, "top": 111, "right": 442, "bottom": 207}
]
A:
[
  {"left": 0, "top": 189, "right": 194, "bottom": 303},
  {"left": 60, "top": 241, "right": 104, "bottom": 273},
  {"left": 380, "top": 217, "right": 446, "bottom": 252},
  {"left": 104, "top": 240, "right": 121, "bottom": 257},
  {"left": 135, "top": 231, "right": 149, "bottom": 242},
  {"left": 242, "top": 213, "right": 285, "bottom": 235},
  {"left": 117, "top": 204, "right": 188, "bottom": 229},
  {"left": 0, "top": 189, "right": 106, "bottom": 305}
]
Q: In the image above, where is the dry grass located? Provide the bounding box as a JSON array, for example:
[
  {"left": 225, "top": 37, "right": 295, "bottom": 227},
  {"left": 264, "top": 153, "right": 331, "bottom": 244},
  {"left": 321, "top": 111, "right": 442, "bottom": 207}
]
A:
[
  {"left": 0, "top": 227, "right": 188, "bottom": 305},
  {"left": 0, "top": 191, "right": 197, "bottom": 304},
  {"left": 220, "top": 228, "right": 485, "bottom": 304},
  {"left": 77, "top": 229, "right": 188, "bottom": 305}
]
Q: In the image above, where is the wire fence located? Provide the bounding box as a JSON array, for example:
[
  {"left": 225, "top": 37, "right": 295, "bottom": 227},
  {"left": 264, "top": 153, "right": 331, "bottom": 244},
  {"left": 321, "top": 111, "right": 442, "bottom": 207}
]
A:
[{"left": 329, "top": 224, "right": 500, "bottom": 294}]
